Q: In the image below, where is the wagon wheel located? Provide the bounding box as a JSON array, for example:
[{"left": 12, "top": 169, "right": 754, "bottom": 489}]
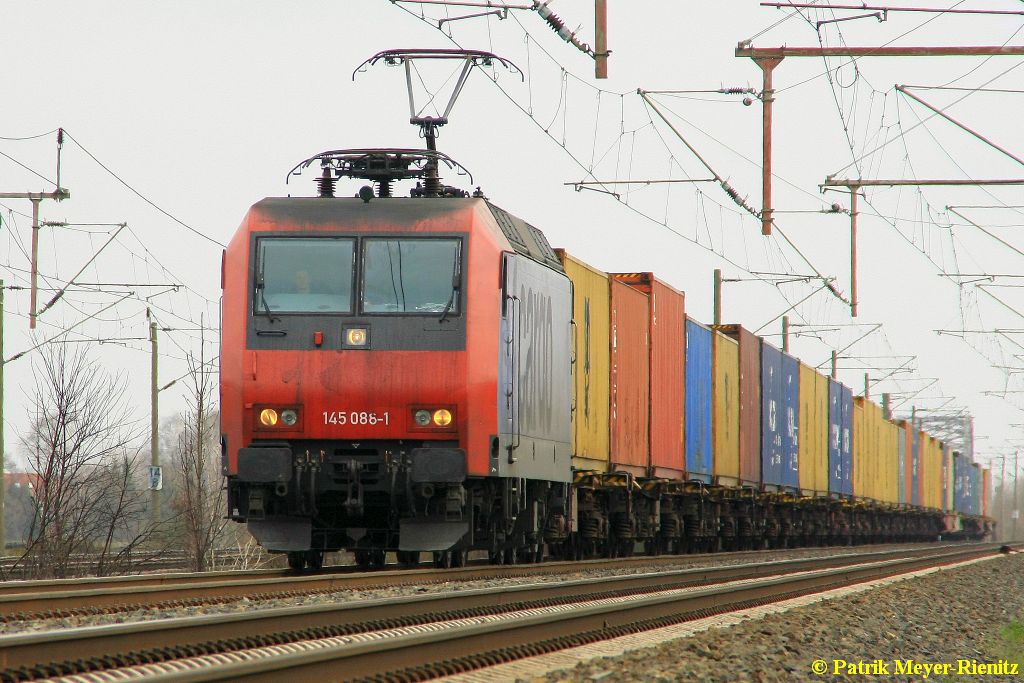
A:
[
  {"left": 306, "top": 550, "right": 324, "bottom": 570},
  {"left": 354, "top": 550, "right": 374, "bottom": 570},
  {"left": 432, "top": 551, "right": 453, "bottom": 569},
  {"left": 397, "top": 550, "right": 421, "bottom": 568},
  {"left": 287, "top": 552, "right": 305, "bottom": 571}
]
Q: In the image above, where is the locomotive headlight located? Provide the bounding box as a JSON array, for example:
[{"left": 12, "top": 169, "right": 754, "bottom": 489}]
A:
[
  {"left": 344, "top": 326, "right": 368, "bottom": 347},
  {"left": 280, "top": 409, "right": 298, "bottom": 426},
  {"left": 432, "top": 409, "right": 453, "bottom": 427},
  {"left": 414, "top": 409, "right": 432, "bottom": 427},
  {"left": 259, "top": 408, "right": 279, "bottom": 427}
]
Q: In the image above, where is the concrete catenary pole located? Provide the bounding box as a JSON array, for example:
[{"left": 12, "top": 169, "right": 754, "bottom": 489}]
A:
[
  {"left": 150, "top": 318, "right": 160, "bottom": 526},
  {"left": 713, "top": 269, "right": 722, "bottom": 325},
  {"left": 1001, "top": 455, "right": 1007, "bottom": 541},
  {"left": 1015, "top": 450, "right": 1020, "bottom": 542},
  {"left": 0, "top": 280, "right": 5, "bottom": 554}
]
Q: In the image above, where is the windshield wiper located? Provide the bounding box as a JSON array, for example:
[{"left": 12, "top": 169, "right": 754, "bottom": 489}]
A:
[
  {"left": 439, "top": 243, "right": 462, "bottom": 324},
  {"left": 255, "top": 274, "right": 278, "bottom": 324}
]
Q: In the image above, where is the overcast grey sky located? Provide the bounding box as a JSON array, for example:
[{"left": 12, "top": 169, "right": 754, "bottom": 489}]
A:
[{"left": 2, "top": 1, "right": 1023, "bottom": 473}]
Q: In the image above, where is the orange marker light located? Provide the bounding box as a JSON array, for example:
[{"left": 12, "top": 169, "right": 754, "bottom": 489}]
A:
[
  {"left": 259, "top": 408, "right": 279, "bottom": 426},
  {"left": 432, "top": 409, "right": 453, "bottom": 427}
]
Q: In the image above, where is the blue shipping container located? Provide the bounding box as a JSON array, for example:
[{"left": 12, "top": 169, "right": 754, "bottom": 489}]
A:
[
  {"left": 685, "top": 320, "right": 713, "bottom": 483},
  {"left": 828, "top": 379, "right": 843, "bottom": 496},
  {"left": 953, "top": 453, "right": 965, "bottom": 513},
  {"left": 971, "top": 463, "right": 981, "bottom": 515},
  {"left": 760, "top": 341, "right": 784, "bottom": 488},
  {"left": 840, "top": 384, "right": 854, "bottom": 496},
  {"left": 781, "top": 352, "right": 800, "bottom": 489},
  {"left": 956, "top": 455, "right": 980, "bottom": 515}
]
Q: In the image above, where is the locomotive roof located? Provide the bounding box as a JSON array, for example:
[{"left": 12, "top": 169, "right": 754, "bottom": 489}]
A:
[{"left": 250, "top": 197, "right": 563, "bottom": 272}]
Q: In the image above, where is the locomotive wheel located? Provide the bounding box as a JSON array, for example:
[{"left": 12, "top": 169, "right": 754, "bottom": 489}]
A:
[
  {"left": 287, "top": 552, "right": 305, "bottom": 571},
  {"left": 397, "top": 550, "right": 421, "bottom": 568}
]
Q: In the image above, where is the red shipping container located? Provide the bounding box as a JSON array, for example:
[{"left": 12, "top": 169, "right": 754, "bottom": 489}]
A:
[
  {"left": 715, "top": 324, "right": 761, "bottom": 486},
  {"left": 609, "top": 279, "right": 650, "bottom": 476},
  {"left": 612, "top": 273, "right": 685, "bottom": 478}
]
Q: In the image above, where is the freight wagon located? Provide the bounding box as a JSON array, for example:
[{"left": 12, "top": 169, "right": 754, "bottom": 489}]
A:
[{"left": 221, "top": 146, "right": 993, "bottom": 570}]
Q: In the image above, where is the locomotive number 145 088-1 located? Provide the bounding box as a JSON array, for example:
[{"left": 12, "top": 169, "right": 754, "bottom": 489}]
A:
[{"left": 323, "top": 411, "right": 391, "bottom": 426}]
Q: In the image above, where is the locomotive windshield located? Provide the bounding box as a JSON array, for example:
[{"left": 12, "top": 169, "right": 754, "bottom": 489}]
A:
[
  {"left": 255, "top": 238, "right": 355, "bottom": 313},
  {"left": 361, "top": 238, "right": 461, "bottom": 314}
]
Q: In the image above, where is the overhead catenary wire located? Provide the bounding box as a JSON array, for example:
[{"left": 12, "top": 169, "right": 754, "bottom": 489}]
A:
[{"left": 60, "top": 130, "right": 227, "bottom": 248}]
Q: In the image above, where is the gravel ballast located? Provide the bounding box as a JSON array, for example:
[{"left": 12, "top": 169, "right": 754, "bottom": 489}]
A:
[{"left": 532, "top": 553, "right": 1024, "bottom": 683}]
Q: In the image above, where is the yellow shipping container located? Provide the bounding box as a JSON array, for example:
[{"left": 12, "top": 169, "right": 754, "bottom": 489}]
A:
[
  {"left": 855, "top": 398, "right": 892, "bottom": 502},
  {"left": 798, "top": 363, "right": 828, "bottom": 496},
  {"left": 712, "top": 330, "right": 740, "bottom": 485},
  {"left": 869, "top": 401, "right": 880, "bottom": 501},
  {"left": 853, "top": 398, "right": 866, "bottom": 500},
  {"left": 880, "top": 419, "right": 899, "bottom": 504},
  {"left": 943, "top": 445, "right": 954, "bottom": 512},
  {"left": 556, "top": 251, "right": 611, "bottom": 472},
  {"left": 921, "top": 435, "right": 942, "bottom": 510}
]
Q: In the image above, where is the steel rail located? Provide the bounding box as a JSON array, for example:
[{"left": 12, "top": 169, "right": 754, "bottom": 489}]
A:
[
  {"left": 0, "top": 543, "right": 1010, "bottom": 675},
  {"left": 0, "top": 542, "right": 978, "bottom": 615}
]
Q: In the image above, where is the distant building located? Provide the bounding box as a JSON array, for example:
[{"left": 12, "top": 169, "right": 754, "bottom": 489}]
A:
[{"left": 4, "top": 473, "right": 41, "bottom": 496}]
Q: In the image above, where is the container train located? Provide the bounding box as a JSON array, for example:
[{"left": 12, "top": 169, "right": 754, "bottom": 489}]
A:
[{"left": 219, "top": 148, "right": 992, "bottom": 570}]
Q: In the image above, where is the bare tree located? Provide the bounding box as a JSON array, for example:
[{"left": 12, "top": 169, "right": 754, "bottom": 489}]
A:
[
  {"left": 171, "top": 349, "right": 225, "bottom": 571},
  {"left": 13, "top": 343, "right": 158, "bottom": 579}
]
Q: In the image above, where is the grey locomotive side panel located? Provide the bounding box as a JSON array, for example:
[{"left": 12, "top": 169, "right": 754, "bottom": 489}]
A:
[{"left": 497, "top": 254, "right": 573, "bottom": 482}]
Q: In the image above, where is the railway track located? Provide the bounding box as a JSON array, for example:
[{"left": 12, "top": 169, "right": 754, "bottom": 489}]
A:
[
  {"left": 0, "top": 541, "right": 983, "bottom": 617},
  {"left": 0, "top": 542, "right": 1013, "bottom": 681}
]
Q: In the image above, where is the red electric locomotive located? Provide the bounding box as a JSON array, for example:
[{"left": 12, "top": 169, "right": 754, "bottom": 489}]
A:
[{"left": 220, "top": 146, "right": 575, "bottom": 569}]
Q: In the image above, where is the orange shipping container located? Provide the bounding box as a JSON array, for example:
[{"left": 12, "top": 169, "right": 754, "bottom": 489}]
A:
[
  {"left": 609, "top": 279, "right": 650, "bottom": 475},
  {"left": 612, "top": 273, "right": 685, "bottom": 478}
]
